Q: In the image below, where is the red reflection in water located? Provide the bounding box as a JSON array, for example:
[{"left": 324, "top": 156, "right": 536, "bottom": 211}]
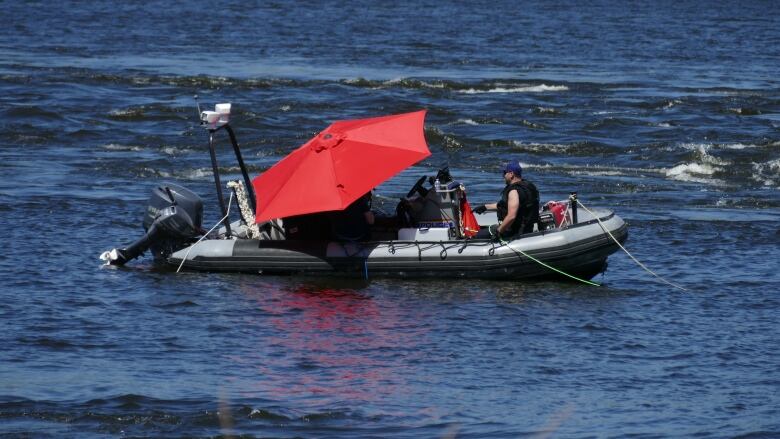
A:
[{"left": 228, "top": 281, "right": 430, "bottom": 407}]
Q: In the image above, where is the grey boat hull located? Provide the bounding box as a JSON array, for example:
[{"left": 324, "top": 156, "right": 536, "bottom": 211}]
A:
[{"left": 168, "top": 207, "right": 627, "bottom": 280}]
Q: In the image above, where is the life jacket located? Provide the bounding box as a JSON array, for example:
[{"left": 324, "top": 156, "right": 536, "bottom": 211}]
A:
[{"left": 497, "top": 180, "right": 540, "bottom": 236}]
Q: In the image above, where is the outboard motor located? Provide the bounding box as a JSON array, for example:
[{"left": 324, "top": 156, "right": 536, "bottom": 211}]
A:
[{"left": 101, "top": 183, "right": 204, "bottom": 265}]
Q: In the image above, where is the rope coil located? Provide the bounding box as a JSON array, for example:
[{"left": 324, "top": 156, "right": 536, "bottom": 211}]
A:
[{"left": 227, "top": 180, "right": 260, "bottom": 239}]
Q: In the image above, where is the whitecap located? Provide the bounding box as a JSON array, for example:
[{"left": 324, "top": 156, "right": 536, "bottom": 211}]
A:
[
  {"left": 418, "top": 80, "right": 446, "bottom": 89},
  {"left": 535, "top": 107, "right": 559, "bottom": 114},
  {"left": 183, "top": 168, "right": 213, "bottom": 179},
  {"left": 721, "top": 143, "right": 759, "bottom": 150},
  {"left": 457, "top": 119, "right": 479, "bottom": 126},
  {"left": 460, "top": 84, "right": 569, "bottom": 94},
  {"left": 104, "top": 143, "right": 142, "bottom": 151},
  {"left": 162, "top": 146, "right": 187, "bottom": 156},
  {"left": 676, "top": 142, "right": 710, "bottom": 152},
  {"left": 139, "top": 167, "right": 171, "bottom": 178},
  {"left": 752, "top": 159, "right": 780, "bottom": 187},
  {"left": 664, "top": 162, "right": 726, "bottom": 185},
  {"left": 522, "top": 162, "right": 667, "bottom": 176},
  {"left": 677, "top": 142, "right": 761, "bottom": 151},
  {"left": 570, "top": 170, "right": 630, "bottom": 177},
  {"left": 109, "top": 108, "right": 143, "bottom": 117},
  {"left": 382, "top": 77, "right": 445, "bottom": 89},
  {"left": 667, "top": 162, "right": 717, "bottom": 176},
  {"left": 511, "top": 141, "right": 570, "bottom": 152}
]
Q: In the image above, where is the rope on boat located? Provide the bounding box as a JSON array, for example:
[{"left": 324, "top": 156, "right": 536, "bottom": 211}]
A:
[
  {"left": 176, "top": 192, "right": 235, "bottom": 273},
  {"left": 576, "top": 200, "right": 688, "bottom": 292},
  {"left": 227, "top": 180, "right": 260, "bottom": 239},
  {"left": 499, "top": 237, "right": 601, "bottom": 286}
]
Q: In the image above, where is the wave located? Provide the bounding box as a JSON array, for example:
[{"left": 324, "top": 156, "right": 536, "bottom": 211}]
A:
[
  {"left": 103, "top": 143, "right": 143, "bottom": 152},
  {"left": 131, "top": 166, "right": 242, "bottom": 180},
  {"left": 663, "top": 143, "right": 729, "bottom": 185},
  {"left": 658, "top": 141, "right": 780, "bottom": 186},
  {"left": 664, "top": 162, "right": 726, "bottom": 185},
  {"left": 519, "top": 157, "right": 749, "bottom": 188},
  {"left": 511, "top": 140, "right": 619, "bottom": 155},
  {"left": 2, "top": 105, "right": 63, "bottom": 120},
  {"left": 108, "top": 107, "right": 146, "bottom": 120},
  {"left": 675, "top": 142, "right": 770, "bottom": 151},
  {"left": 425, "top": 126, "right": 464, "bottom": 149},
  {"left": 0, "top": 394, "right": 375, "bottom": 437},
  {"left": 521, "top": 162, "right": 667, "bottom": 176},
  {"left": 24, "top": 66, "right": 578, "bottom": 98},
  {"left": 458, "top": 84, "right": 569, "bottom": 94},
  {"left": 635, "top": 98, "right": 684, "bottom": 110},
  {"left": 752, "top": 159, "right": 780, "bottom": 187},
  {"left": 342, "top": 77, "right": 454, "bottom": 91},
  {"left": 102, "top": 143, "right": 194, "bottom": 157},
  {"left": 456, "top": 118, "right": 479, "bottom": 126},
  {"left": 726, "top": 107, "right": 763, "bottom": 116},
  {"left": 20, "top": 66, "right": 313, "bottom": 89},
  {"left": 520, "top": 119, "right": 548, "bottom": 130},
  {"left": 583, "top": 117, "right": 640, "bottom": 130},
  {"left": 533, "top": 106, "right": 563, "bottom": 115},
  {"left": 342, "top": 77, "right": 571, "bottom": 94},
  {"left": 451, "top": 117, "right": 503, "bottom": 126},
  {"left": 712, "top": 196, "right": 780, "bottom": 209},
  {"left": 10, "top": 130, "right": 56, "bottom": 144}
]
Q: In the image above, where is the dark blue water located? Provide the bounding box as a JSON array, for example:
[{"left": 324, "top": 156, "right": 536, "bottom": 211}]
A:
[{"left": 2, "top": 1, "right": 779, "bottom": 437}]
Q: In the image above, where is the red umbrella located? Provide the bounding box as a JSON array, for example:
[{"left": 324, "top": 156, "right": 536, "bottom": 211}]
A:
[{"left": 252, "top": 110, "right": 430, "bottom": 223}]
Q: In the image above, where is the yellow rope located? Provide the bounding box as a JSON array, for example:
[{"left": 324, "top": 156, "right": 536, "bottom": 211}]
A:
[{"left": 576, "top": 200, "right": 688, "bottom": 292}]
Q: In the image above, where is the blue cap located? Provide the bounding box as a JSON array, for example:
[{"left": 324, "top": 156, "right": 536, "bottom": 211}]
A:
[{"left": 503, "top": 160, "right": 522, "bottom": 176}]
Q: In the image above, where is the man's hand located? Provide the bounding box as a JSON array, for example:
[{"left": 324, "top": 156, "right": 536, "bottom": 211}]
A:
[
  {"left": 488, "top": 223, "right": 501, "bottom": 241},
  {"left": 472, "top": 204, "right": 487, "bottom": 214}
]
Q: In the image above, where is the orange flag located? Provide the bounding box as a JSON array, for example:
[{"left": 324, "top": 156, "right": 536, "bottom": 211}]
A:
[{"left": 460, "top": 194, "right": 480, "bottom": 238}]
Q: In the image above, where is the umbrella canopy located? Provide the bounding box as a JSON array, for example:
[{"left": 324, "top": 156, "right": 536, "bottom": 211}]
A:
[{"left": 252, "top": 110, "right": 430, "bottom": 223}]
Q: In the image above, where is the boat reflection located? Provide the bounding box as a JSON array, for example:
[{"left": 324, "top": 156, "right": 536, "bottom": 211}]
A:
[{"left": 228, "top": 280, "right": 429, "bottom": 407}]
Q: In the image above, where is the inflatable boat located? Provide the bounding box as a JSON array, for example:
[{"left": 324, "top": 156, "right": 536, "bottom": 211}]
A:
[
  {"left": 167, "top": 206, "right": 626, "bottom": 280},
  {"left": 101, "top": 104, "right": 627, "bottom": 280}
]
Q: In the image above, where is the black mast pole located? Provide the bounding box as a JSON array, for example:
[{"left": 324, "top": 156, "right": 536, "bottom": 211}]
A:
[
  {"left": 208, "top": 130, "right": 232, "bottom": 237},
  {"left": 225, "top": 124, "right": 256, "bottom": 214}
]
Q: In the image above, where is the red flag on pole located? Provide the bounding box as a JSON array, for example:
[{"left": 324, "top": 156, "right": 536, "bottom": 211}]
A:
[{"left": 460, "top": 194, "right": 480, "bottom": 238}]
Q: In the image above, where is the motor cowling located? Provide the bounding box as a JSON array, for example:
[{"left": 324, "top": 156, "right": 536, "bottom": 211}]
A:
[
  {"left": 143, "top": 184, "right": 203, "bottom": 232},
  {"left": 101, "top": 183, "right": 204, "bottom": 265}
]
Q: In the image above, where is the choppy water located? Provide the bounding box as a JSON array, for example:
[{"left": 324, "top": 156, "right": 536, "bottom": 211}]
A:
[{"left": 1, "top": 1, "right": 779, "bottom": 437}]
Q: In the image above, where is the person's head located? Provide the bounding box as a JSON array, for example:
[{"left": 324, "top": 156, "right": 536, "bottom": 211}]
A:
[{"left": 502, "top": 160, "right": 523, "bottom": 183}]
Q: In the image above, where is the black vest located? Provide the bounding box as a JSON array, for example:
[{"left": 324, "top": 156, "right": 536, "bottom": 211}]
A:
[{"left": 497, "top": 180, "right": 540, "bottom": 236}]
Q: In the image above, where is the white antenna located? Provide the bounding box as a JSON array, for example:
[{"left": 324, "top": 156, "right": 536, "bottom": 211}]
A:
[{"left": 194, "top": 94, "right": 202, "bottom": 119}]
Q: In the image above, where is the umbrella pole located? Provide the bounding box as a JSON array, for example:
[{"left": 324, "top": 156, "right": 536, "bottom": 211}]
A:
[
  {"left": 225, "top": 124, "right": 257, "bottom": 213},
  {"left": 208, "top": 131, "right": 232, "bottom": 237}
]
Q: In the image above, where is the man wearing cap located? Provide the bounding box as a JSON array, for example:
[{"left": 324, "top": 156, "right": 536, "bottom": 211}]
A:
[{"left": 472, "top": 160, "right": 540, "bottom": 240}]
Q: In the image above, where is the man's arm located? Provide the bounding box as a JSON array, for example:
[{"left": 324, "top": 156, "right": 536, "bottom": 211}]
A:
[{"left": 497, "top": 190, "right": 519, "bottom": 235}]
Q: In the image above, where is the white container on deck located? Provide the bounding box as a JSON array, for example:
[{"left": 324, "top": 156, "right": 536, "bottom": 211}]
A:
[{"left": 398, "top": 227, "right": 451, "bottom": 241}]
